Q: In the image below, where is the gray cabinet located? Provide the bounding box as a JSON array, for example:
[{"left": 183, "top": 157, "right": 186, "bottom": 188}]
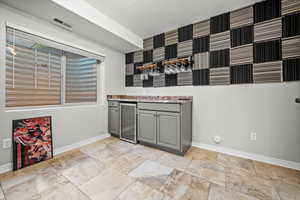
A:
[
  {"left": 138, "top": 110, "right": 157, "bottom": 144},
  {"left": 157, "top": 112, "right": 180, "bottom": 150}
]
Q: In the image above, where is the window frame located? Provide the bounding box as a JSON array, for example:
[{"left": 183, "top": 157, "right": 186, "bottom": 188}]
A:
[{"left": 4, "top": 23, "right": 105, "bottom": 110}]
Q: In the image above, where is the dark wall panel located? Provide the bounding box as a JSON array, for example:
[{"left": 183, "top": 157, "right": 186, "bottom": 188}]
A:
[
  {"left": 165, "top": 74, "right": 178, "bottom": 86},
  {"left": 210, "top": 49, "right": 230, "bottom": 68},
  {"left": 126, "top": 52, "right": 134, "bottom": 64},
  {"left": 153, "top": 33, "right": 165, "bottom": 48},
  {"left": 230, "top": 64, "right": 253, "bottom": 84},
  {"left": 254, "top": 0, "right": 281, "bottom": 23},
  {"left": 165, "top": 44, "right": 178, "bottom": 59},
  {"left": 143, "top": 50, "right": 153, "bottom": 63},
  {"left": 193, "top": 36, "right": 210, "bottom": 54},
  {"left": 254, "top": 40, "right": 282, "bottom": 63},
  {"left": 125, "top": 75, "right": 133, "bottom": 87},
  {"left": 178, "top": 24, "right": 193, "bottom": 42},
  {"left": 231, "top": 25, "right": 253, "bottom": 47},
  {"left": 210, "top": 13, "right": 230, "bottom": 34},
  {"left": 283, "top": 13, "right": 300, "bottom": 38},
  {"left": 283, "top": 58, "right": 300, "bottom": 81},
  {"left": 192, "top": 69, "right": 210, "bottom": 85},
  {"left": 143, "top": 76, "right": 154, "bottom": 87}
]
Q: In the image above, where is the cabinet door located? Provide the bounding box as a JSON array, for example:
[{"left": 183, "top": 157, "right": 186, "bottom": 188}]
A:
[
  {"left": 157, "top": 112, "right": 181, "bottom": 150},
  {"left": 108, "top": 108, "right": 119, "bottom": 135},
  {"left": 138, "top": 110, "right": 157, "bottom": 144}
]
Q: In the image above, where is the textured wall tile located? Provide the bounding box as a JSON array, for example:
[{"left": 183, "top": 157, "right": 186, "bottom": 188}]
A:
[
  {"left": 126, "top": 64, "right": 134, "bottom": 75},
  {"left": 165, "top": 30, "right": 178, "bottom": 46},
  {"left": 153, "top": 47, "right": 165, "bottom": 62},
  {"left": 210, "top": 13, "right": 230, "bottom": 34},
  {"left": 231, "top": 25, "right": 253, "bottom": 47},
  {"left": 193, "top": 52, "right": 209, "bottom": 69},
  {"left": 253, "top": 61, "right": 282, "bottom": 83},
  {"left": 210, "top": 67, "right": 230, "bottom": 85},
  {"left": 177, "top": 72, "right": 193, "bottom": 86},
  {"left": 254, "top": 40, "right": 282, "bottom": 63},
  {"left": 133, "top": 74, "right": 143, "bottom": 87},
  {"left": 210, "top": 49, "right": 230, "bottom": 68},
  {"left": 178, "top": 24, "right": 193, "bottom": 42},
  {"left": 165, "top": 74, "right": 178, "bottom": 86},
  {"left": 210, "top": 31, "right": 231, "bottom": 51},
  {"left": 165, "top": 44, "right": 177, "bottom": 59},
  {"left": 282, "top": 13, "right": 300, "bottom": 38},
  {"left": 282, "top": 0, "right": 300, "bottom": 16},
  {"left": 193, "top": 35, "right": 209, "bottom": 54},
  {"left": 230, "top": 6, "right": 253, "bottom": 28},
  {"left": 134, "top": 51, "right": 143, "bottom": 63},
  {"left": 153, "top": 73, "right": 165, "bottom": 87},
  {"left": 283, "top": 58, "right": 300, "bottom": 81},
  {"left": 254, "top": 18, "right": 282, "bottom": 42},
  {"left": 143, "top": 76, "right": 153, "bottom": 87},
  {"left": 254, "top": 0, "right": 281, "bottom": 23},
  {"left": 153, "top": 33, "right": 165, "bottom": 49},
  {"left": 192, "top": 69, "right": 209, "bottom": 85},
  {"left": 178, "top": 40, "right": 193, "bottom": 58},
  {"left": 143, "top": 50, "right": 153, "bottom": 63},
  {"left": 282, "top": 37, "right": 300, "bottom": 59},
  {"left": 126, "top": 52, "right": 134, "bottom": 64},
  {"left": 230, "top": 64, "right": 253, "bottom": 84},
  {"left": 230, "top": 45, "right": 253, "bottom": 65},
  {"left": 126, "top": 75, "right": 133, "bottom": 87},
  {"left": 193, "top": 20, "right": 210, "bottom": 38},
  {"left": 143, "top": 37, "right": 153, "bottom": 50}
]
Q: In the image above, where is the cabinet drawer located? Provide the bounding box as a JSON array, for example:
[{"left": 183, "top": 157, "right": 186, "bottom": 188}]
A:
[
  {"left": 108, "top": 100, "right": 119, "bottom": 107},
  {"left": 138, "top": 103, "right": 180, "bottom": 112}
]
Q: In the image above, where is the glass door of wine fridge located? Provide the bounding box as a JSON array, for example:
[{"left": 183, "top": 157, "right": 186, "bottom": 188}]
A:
[{"left": 120, "top": 103, "right": 137, "bottom": 143}]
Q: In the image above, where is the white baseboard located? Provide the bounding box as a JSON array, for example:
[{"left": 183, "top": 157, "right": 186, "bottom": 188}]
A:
[
  {"left": 192, "top": 142, "right": 300, "bottom": 171},
  {"left": 0, "top": 133, "right": 110, "bottom": 174}
]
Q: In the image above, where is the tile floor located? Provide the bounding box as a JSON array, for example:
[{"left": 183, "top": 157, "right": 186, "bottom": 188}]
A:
[{"left": 0, "top": 137, "right": 299, "bottom": 200}]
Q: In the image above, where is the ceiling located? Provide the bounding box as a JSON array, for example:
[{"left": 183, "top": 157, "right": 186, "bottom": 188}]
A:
[{"left": 85, "top": 0, "right": 261, "bottom": 38}]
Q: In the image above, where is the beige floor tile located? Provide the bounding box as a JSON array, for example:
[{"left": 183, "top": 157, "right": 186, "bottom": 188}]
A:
[
  {"left": 79, "top": 168, "right": 134, "bottom": 200},
  {"left": 128, "top": 160, "right": 174, "bottom": 190},
  {"left": 0, "top": 186, "right": 4, "bottom": 200},
  {"left": 186, "top": 159, "right": 226, "bottom": 186},
  {"left": 1, "top": 164, "right": 68, "bottom": 200},
  {"left": 87, "top": 146, "right": 124, "bottom": 167},
  {"left": 254, "top": 161, "right": 300, "bottom": 186},
  {"left": 272, "top": 180, "right": 300, "bottom": 200},
  {"left": 160, "top": 169, "right": 210, "bottom": 200},
  {"left": 59, "top": 156, "right": 106, "bottom": 186},
  {"left": 226, "top": 172, "right": 280, "bottom": 200},
  {"left": 218, "top": 153, "right": 256, "bottom": 175},
  {"left": 107, "top": 140, "right": 139, "bottom": 153},
  {"left": 110, "top": 153, "right": 145, "bottom": 175},
  {"left": 208, "top": 184, "right": 259, "bottom": 200},
  {"left": 185, "top": 147, "right": 218, "bottom": 162},
  {"left": 156, "top": 152, "right": 191, "bottom": 171},
  {"left": 127, "top": 145, "right": 164, "bottom": 161},
  {"left": 40, "top": 183, "right": 90, "bottom": 200},
  {"left": 117, "top": 181, "right": 169, "bottom": 200}
]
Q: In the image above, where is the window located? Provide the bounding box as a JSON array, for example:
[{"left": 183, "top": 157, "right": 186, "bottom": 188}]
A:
[{"left": 5, "top": 26, "right": 103, "bottom": 107}]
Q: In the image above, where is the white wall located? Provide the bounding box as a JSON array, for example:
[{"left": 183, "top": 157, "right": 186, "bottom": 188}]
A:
[
  {"left": 0, "top": 4, "right": 124, "bottom": 166},
  {"left": 117, "top": 82, "right": 300, "bottom": 164}
]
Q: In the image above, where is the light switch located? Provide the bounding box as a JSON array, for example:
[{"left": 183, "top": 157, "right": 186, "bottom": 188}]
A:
[{"left": 3, "top": 138, "right": 12, "bottom": 149}]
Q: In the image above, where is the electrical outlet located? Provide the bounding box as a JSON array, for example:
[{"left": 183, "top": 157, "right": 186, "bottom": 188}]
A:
[
  {"left": 3, "top": 138, "right": 12, "bottom": 149},
  {"left": 250, "top": 132, "right": 257, "bottom": 141}
]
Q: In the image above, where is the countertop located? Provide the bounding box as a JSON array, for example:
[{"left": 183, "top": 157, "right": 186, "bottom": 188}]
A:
[{"left": 107, "top": 95, "right": 192, "bottom": 104}]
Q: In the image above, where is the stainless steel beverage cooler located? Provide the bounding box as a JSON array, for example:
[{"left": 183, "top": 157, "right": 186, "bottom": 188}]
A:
[{"left": 120, "top": 103, "right": 137, "bottom": 143}]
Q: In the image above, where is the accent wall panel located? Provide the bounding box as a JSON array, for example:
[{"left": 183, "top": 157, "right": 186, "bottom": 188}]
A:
[
  {"left": 177, "top": 72, "right": 193, "bottom": 86},
  {"left": 133, "top": 51, "right": 143, "bottom": 63},
  {"left": 133, "top": 74, "right": 143, "bottom": 87},
  {"left": 153, "top": 47, "right": 165, "bottom": 62},
  {"left": 210, "top": 31, "right": 231, "bottom": 51},
  {"left": 193, "top": 20, "right": 210, "bottom": 38},
  {"left": 282, "top": 37, "right": 300, "bottom": 59},
  {"left": 254, "top": 18, "right": 282, "bottom": 42},
  {"left": 126, "top": 64, "right": 134, "bottom": 75},
  {"left": 210, "top": 67, "right": 230, "bottom": 85},
  {"left": 193, "top": 36, "right": 209, "bottom": 54},
  {"left": 165, "top": 30, "right": 178, "bottom": 46},
  {"left": 230, "top": 64, "right": 253, "bottom": 84},
  {"left": 283, "top": 58, "right": 300, "bottom": 81},
  {"left": 153, "top": 33, "right": 165, "bottom": 49},
  {"left": 254, "top": 0, "right": 281, "bottom": 23},
  {"left": 210, "top": 49, "right": 230, "bottom": 68},
  {"left": 143, "top": 76, "right": 153, "bottom": 87},
  {"left": 282, "top": 0, "right": 300, "bottom": 16},
  {"left": 253, "top": 61, "right": 282, "bottom": 83},
  {"left": 153, "top": 73, "right": 165, "bottom": 87},
  {"left": 282, "top": 13, "right": 300, "bottom": 38},
  {"left": 143, "top": 37, "right": 153, "bottom": 50},
  {"left": 178, "top": 24, "right": 193, "bottom": 42},
  {"left": 193, "top": 69, "right": 209, "bottom": 85},
  {"left": 178, "top": 40, "right": 193, "bottom": 58},
  {"left": 194, "top": 52, "right": 209, "bottom": 69},
  {"left": 210, "top": 13, "right": 230, "bottom": 34},
  {"left": 125, "top": 75, "right": 133, "bottom": 87},
  {"left": 230, "top": 6, "right": 253, "bottom": 29},
  {"left": 230, "top": 45, "right": 253, "bottom": 65},
  {"left": 125, "top": 0, "right": 300, "bottom": 88}
]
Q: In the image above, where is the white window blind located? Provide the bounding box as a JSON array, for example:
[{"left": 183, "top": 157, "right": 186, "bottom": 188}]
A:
[
  {"left": 65, "top": 54, "right": 98, "bottom": 103},
  {"left": 6, "top": 27, "right": 62, "bottom": 107}
]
